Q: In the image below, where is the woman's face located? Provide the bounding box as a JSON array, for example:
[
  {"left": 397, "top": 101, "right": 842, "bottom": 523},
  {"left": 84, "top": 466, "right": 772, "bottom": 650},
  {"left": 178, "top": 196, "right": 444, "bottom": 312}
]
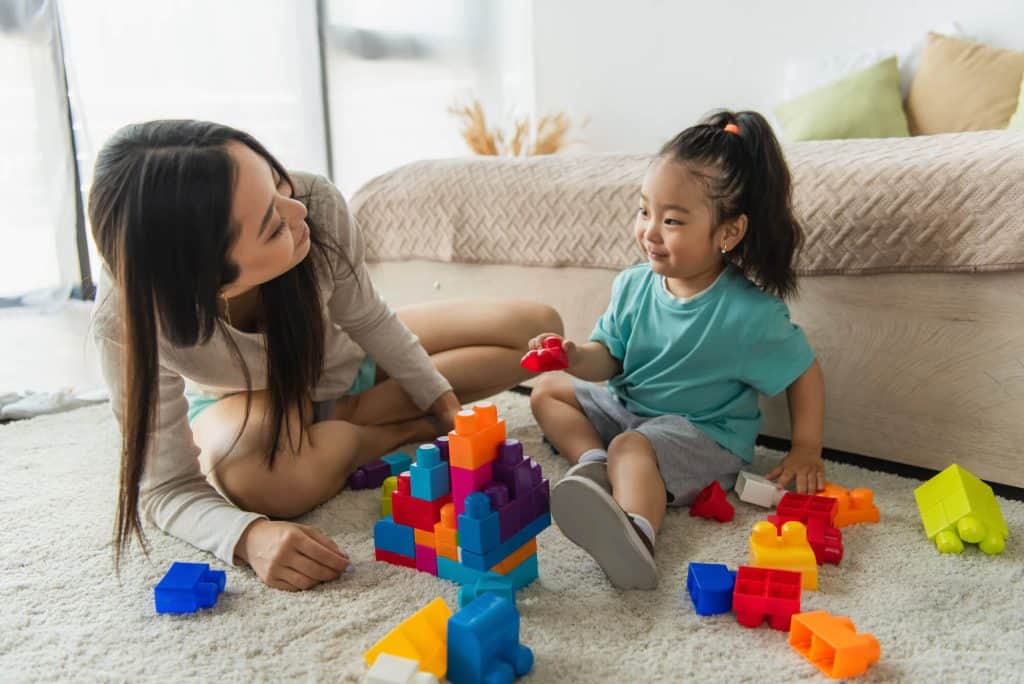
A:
[{"left": 221, "top": 141, "right": 311, "bottom": 297}]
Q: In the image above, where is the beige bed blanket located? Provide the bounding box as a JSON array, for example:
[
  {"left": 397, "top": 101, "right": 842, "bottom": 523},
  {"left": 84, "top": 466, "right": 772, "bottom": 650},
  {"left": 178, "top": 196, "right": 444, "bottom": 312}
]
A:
[{"left": 351, "top": 130, "right": 1024, "bottom": 275}]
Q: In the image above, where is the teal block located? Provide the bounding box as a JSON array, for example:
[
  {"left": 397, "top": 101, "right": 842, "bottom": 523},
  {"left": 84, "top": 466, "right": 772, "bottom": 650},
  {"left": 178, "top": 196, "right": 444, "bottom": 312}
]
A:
[
  {"left": 411, "top": 444, "right": 450, "bottom": 501},
  {"left": 382, "top": 451, "right": 412, "bottom": 476}
]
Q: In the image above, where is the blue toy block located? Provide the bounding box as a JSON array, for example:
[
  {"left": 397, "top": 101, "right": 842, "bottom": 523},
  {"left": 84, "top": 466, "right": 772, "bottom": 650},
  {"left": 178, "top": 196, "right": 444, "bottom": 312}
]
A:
[
  {"left": 458, "top": 492, "right": 502, "bottom": 555},
  {"left": 437, "top": 555, "right": 538, "bottom": 592},
  {"left": 410, "top": 444, "right": 451, "bottom": 501},
  {"left": 374, "top": 515, "right": 416, "bottom": 557},
  {"left": 460, "top": 513, "right": 550, "bottom": 572},
  {"left": 154, "top": 562, "right": 226, "bottom": 614},
  {"left": 382, "top": 451, "right": 413, "bottom": 476},
  {"left": 458, "top": 576, "right": 516, "bottom": 609},
  {"left": 686, "top": 562, "right": 737, "bottom": 616},
  {"left": 447, "top": 594, "right": 533, "bottom": 684}
]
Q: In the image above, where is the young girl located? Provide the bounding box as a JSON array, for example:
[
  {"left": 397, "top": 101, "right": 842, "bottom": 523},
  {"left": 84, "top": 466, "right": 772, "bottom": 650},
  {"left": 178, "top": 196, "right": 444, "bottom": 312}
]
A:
[
  {"left": 91, "top": 120, "right": 561, "bottom": 592},
  {"left": 528, "top": 111, "right": 825, "bottom": 590}
]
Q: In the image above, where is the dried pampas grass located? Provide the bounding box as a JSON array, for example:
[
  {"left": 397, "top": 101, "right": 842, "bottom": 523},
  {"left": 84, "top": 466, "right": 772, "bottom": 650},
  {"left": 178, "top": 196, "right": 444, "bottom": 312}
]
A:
[{"left": 448, "top": 98, "right": 585, "bottom": 156}]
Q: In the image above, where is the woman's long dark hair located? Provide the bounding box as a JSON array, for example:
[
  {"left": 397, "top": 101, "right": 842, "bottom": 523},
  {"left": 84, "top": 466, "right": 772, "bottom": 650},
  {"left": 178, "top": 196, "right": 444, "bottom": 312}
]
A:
[
  {"left": 659, "top": 110, "right": 803, "bottom": 299},
  {"left": 89, "top": 120, "right": 344, "bottom": 564}
]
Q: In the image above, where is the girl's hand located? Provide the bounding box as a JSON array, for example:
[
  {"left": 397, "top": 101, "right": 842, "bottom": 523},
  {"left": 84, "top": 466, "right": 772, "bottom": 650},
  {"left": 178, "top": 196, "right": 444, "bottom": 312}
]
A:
[
  {"left": 527, "top": 333, "right": 578, "bottom": 363},
  {"left": 429, "top": 390, "right": 462, "bottom": 434},
  {"left": 236, "top": 519, "right": 350, "bottom": 591},
  {"left": 765, "top": 446, "right": 826, "bottom": 494}
]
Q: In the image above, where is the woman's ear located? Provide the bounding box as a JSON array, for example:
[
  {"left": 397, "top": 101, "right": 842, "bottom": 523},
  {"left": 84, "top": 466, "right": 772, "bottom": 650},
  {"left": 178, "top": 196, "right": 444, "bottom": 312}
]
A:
[{"left": 721, "top": 214, "right": 748, "bottom": 252}]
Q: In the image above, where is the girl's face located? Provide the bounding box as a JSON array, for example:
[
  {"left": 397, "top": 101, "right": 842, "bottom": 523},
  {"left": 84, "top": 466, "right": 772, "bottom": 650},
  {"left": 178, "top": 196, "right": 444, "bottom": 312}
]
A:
[
  {"left": 634, "top": 157, "right": 745, "bottom": 290},
  {"left": 221, "top": 141, "right": 311, "bottom": 297}
]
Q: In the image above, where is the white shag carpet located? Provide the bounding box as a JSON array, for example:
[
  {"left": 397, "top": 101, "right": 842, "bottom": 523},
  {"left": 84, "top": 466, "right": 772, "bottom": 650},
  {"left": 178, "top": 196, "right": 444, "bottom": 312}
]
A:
[{"left": 2, "top": 392, "right": 1022, "bottom": 683}]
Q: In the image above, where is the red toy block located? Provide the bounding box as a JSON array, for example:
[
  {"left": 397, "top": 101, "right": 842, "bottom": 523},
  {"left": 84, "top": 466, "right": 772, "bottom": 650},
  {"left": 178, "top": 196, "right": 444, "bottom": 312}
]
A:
[
  {"left": 776, "top": 492, "right": 838, "bottom": 527},
  {"left": 393, "top": 473, "right": 452, "bottom": 532},
  {"left": 375, "top": 547, "right": 416, "bottom": 569},
  {"left": 520, "top": 336, "right": 569, "bottom": 373},
  {"left": 415, "top": 544, "right": 438, "bottom": 575},
  {"left": 689, "top": 481, "right": 735, "bottom": 522},
  {"left": 768, "top": 514, "right": 843, "bottom": 566},
  {"left": 732, "top": 565, "right": 802, "bottom": 631}
]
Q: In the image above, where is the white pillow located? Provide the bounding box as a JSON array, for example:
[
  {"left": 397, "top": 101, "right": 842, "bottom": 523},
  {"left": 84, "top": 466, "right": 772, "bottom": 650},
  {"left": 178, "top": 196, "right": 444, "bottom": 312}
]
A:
[{"left": 781, "top": 21, "right": 967, "bottom": 101}]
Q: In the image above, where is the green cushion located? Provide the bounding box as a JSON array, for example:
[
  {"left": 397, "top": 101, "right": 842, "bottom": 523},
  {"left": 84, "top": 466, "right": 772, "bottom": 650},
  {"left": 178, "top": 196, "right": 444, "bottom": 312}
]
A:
[
  {"left": 775, "top": 56, "right": 910, "bottom": 141},
  {"left": 1008, "top": 74, "right": 1024, "bottom": 130}
]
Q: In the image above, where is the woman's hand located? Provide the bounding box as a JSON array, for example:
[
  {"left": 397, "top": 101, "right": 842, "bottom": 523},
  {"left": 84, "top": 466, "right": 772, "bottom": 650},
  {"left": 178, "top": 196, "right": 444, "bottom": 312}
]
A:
[
  {"left": 235, "top": 519, "right": 350, "bottom": 591},
  {"left": 765, "top": 446, "right": 826, "bottom": 494},
  {"left": 429, "top": 390, "right": 462, "bottom": 434}
]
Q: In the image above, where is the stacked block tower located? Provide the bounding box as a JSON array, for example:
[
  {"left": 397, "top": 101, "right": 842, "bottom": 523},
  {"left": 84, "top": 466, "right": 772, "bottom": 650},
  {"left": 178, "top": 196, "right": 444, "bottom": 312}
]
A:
[{"left": 373, "top": 402, "right": 551, "bottom": 591}]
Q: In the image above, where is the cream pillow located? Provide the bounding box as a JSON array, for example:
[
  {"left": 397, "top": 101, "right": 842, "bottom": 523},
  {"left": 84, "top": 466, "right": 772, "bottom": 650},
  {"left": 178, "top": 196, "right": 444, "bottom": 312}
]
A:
[
  {"left": 906, "top": 32, "right": 1024, "bottom": 135},
  {"left": 1008, "top": 74, "right": 1024, "bottom": 130}
]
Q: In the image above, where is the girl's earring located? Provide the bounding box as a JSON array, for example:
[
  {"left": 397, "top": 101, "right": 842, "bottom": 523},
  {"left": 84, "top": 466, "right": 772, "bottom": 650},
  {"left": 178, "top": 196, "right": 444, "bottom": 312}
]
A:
[{"left": 720, "top": 246, "right": 728, "bottom": 255}]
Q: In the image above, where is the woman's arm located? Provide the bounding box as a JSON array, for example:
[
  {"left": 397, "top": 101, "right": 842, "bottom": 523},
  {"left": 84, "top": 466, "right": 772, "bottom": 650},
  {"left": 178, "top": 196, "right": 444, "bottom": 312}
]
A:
[{"left": 765, "top": 359, "right": 826, "bottom": 493}]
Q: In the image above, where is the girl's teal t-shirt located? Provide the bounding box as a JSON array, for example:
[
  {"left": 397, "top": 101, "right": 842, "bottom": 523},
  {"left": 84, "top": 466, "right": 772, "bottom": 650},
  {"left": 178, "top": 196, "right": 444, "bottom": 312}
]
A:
[{"left": 590, "top": 264, "right": 815, "bottom": 462}]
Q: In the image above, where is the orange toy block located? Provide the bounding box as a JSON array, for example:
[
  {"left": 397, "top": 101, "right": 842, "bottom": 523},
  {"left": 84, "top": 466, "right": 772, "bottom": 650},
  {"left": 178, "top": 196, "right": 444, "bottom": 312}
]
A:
[
  {"left": 414, "top": 529, "right": 436, "bottom": 548},
  {"left": 434, "top": 503, "right": 459, "bottom": 561},
  {"left": 449, "top": 403, "right": 507, "bottom": 470},
  {"left": 820, "top": 483, "right": 880, "bottom": 527},
  {"left": 749, "top": 520, "right": 818, "bottom": 591},
  {"left": 363, "top": 596, "right": 452, "bottom": 679},
  {"left": 490, "top": 538, "right": 538, "bottom": 575},
  {"left": 789, "top": 611, "right": 880, "bottom": 679}
]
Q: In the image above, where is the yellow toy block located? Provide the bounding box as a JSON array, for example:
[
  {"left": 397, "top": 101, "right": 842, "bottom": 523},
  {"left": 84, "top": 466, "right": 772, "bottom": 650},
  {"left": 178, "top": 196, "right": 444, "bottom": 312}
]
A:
[
  {"left": 749, "top": 520, "right": 818, "bottom": 591},
  {"left": 382, "top": 476, "right": 398, "bottom": 518},
  {"left": 820, "top": 482, "right": 879, "bottom": 527},
  {"left": 490, "top": 538, "right": 538, "bottom": 575},
  {"left": 363, "top": 597, "right": 452, "bottom": 679},
  {"left": 789, "top": 611, "right": 880, "bottom": 679},
  {"left": 449, "top": 403, "right": 507, "bottom": 470},
  {"left": 914, "top": 464, "right": 1008, "bottom": 555}
]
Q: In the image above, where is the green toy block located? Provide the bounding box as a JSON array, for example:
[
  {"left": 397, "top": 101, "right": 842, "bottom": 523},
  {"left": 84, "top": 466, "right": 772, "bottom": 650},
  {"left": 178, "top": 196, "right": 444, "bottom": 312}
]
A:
[
  {"left": 914, "top": 464, "right": 1009, "bottom": 555},
  {"left": 381, "top": 476, "right": 398, "bottom": 518}
]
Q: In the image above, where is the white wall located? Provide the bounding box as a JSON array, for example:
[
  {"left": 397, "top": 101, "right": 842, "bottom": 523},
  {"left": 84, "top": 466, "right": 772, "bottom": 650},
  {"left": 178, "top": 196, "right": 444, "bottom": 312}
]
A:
[{"left": 531, "top": 0, "right": 1024, "bottom": 154}]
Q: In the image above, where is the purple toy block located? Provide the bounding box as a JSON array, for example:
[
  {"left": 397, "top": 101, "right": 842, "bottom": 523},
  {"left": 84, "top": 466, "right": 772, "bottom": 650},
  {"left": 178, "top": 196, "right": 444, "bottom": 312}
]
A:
[
  {"left": 415, "top": 544, "right": 438, "bottom": 575},
  {"left": 434, "top": 436, "right": 451, "bottom": 462},
  {"left": 451, "top": 462, "right": 494, "bottom": 516},
  {"left": 348, "top": 459, "right": 392, "bottom": 490},
  {"left": 522, "top": 478, "right": 550, "bottom": 522},
  {"left": 485, "top": 482, "right": 522, "bottom": 542}
]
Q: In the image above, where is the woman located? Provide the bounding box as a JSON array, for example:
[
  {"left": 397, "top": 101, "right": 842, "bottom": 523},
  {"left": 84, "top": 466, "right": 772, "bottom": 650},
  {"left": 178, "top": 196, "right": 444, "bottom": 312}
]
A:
[{"left": 90, "top": 120, "right": 561, "bottom": 591}]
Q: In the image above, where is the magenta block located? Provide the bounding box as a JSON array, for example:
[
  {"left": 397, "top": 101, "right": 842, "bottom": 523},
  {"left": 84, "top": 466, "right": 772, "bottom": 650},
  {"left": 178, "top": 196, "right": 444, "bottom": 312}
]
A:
[
  {"left": 451, "top": 462, "right": 494, "bottom": 516},
  {"left": 415, "top": 544, "right": 438, "bottom": 575}
]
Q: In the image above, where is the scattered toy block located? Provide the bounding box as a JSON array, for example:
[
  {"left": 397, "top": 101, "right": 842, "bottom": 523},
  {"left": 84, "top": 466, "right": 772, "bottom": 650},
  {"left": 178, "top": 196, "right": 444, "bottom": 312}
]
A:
[
  {"left": 364, "top": 597, "right": 452, "bottom": 680},
  {"left": 734, "top": 471, "right": 785, "bottom": 508},
  {"left": 520, "top": 336, "right": 569, "bottom": 373},
  {"left": 363, "top": 653, "right": 439, "bottom": 684},
  {"left": 350, "top": 459, "right": 393, "bottom": 490},
  {"left": 749, "top": 520, "right": 818, "bottom": 591},
  {"left": 775, "top": 492, "right": 838, "bottom": 527},
  {"left": 154, "top": 562, "right": 226, "bottom": 614},
  {"left": 914, "top": 464, "right": 1008, "bottom": 555},
  {"left": 457, "top": 576, "right": 516, "bottom": 610},
  {"left": 789, "top": 611, "right": 880, "bottom": 679},
  {"left": 382, "top": 452, "right": 413, "bottom": 476},
  {"left": 768, "top": 514, "right": 843, "bottom": 566},
  {"left": 732, "top": 566, "right": 802, "bottom": 630},
  {"left": 820, "top": 482, "right": 879, "bottom": 528},
  {"left": 447, "top": 594, "right": 533, "bottom": 684},
  {"left": 689, "top": 481, "right": 735, "bottom": 522},
  {"left": 686, "top": 562, "right": 736, "bottom": 616}
]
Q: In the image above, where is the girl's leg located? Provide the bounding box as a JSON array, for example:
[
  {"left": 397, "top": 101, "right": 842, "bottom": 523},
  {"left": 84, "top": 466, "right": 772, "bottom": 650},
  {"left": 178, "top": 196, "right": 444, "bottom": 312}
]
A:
[
  {"left": 606, "top": 431, "right": 668, "bottom": 533},
  {"left": 336, "top": 299, "right": 563, "bottom": 425},
  {"left": 192, "top": 390, "right": 437, "bottom": 519},
  {"left": 529, "top": 374, "right": 604, "bottom": 464}
]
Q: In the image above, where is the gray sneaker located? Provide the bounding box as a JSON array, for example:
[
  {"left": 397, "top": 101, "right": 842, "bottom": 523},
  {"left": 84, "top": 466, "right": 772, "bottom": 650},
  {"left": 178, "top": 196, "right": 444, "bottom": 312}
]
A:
[
  {"left": 564, "top": 460, "right": 611, "bottom": 494},
  {"left": 551, "top": 475, "right": 658, "bottom": 590}
]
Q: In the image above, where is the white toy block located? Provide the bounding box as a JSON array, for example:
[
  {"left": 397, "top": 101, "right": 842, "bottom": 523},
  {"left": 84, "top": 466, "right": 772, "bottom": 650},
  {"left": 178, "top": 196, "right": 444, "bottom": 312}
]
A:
[
  {"left": 734, "top": 471, "right": 784, "bottom": 508},
  {"left": 364, "top": 654, "right": 439, "bottom": 684}
]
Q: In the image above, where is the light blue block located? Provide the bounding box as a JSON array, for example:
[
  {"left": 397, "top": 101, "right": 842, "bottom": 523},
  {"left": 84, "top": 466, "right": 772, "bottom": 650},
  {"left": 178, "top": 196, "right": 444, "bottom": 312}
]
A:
[
  {"left": 458, "top": 576, "right": 516, "bottom": 609},
  {"left": 382, "top": 451, "right": 413, "bottom": 476},
  {"left": 458, "top": 492, "right": 501, "bottom": 555},
  {"left": 437, "top": 555, "right": 539, "bottom": 592},
  {"left": 460, "top": 513, "right": 550, "bottom": 572},
  {"left": 374, "top": 515, "right": 415, "bottom": 557},
  {"left": 410, "top": 444, "right": 450, "bottom": 501}
]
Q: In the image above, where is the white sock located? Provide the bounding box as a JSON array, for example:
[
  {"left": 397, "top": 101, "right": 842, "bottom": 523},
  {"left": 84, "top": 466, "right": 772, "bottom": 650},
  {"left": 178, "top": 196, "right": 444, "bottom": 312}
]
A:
[
  {"left": 628, "top": 513, "right": 656, "bottom": 547},
  {"left": 578, "top": 448, "right": 608, "bottom": 464}
]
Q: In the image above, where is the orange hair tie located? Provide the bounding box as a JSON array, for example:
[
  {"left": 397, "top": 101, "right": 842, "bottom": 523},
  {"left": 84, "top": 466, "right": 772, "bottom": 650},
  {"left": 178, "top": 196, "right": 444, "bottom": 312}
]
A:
[{"left": 723, "top": 123, "right": 740, "bottom": 135}]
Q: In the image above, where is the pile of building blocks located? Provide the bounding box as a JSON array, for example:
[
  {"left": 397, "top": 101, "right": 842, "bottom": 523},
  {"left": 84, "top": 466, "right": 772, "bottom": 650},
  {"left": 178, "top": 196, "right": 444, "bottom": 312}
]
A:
[
  {"left": 154, "top": 562, "right": 226, "bottom": 614},
  {"left": 364, "top": 593, "right": 532, "bottom": 684},
  {"left": 373, "top": 402, "right": 550, "bottom": 592},
  {"left": 914, "top": 463, "right": 1009, "bottom": 555}
]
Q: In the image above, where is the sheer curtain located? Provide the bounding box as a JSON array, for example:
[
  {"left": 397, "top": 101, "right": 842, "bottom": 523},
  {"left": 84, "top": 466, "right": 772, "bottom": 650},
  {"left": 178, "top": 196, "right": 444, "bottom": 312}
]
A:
[
  {"left": 324, "top": 0, "right": 532, "bottom": 196},
  {"left": 0, "top": 0, "right": 79, "bottom": 299},
  {"left": 58, "top": 0, "right": 330, "bottom": 276}
]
